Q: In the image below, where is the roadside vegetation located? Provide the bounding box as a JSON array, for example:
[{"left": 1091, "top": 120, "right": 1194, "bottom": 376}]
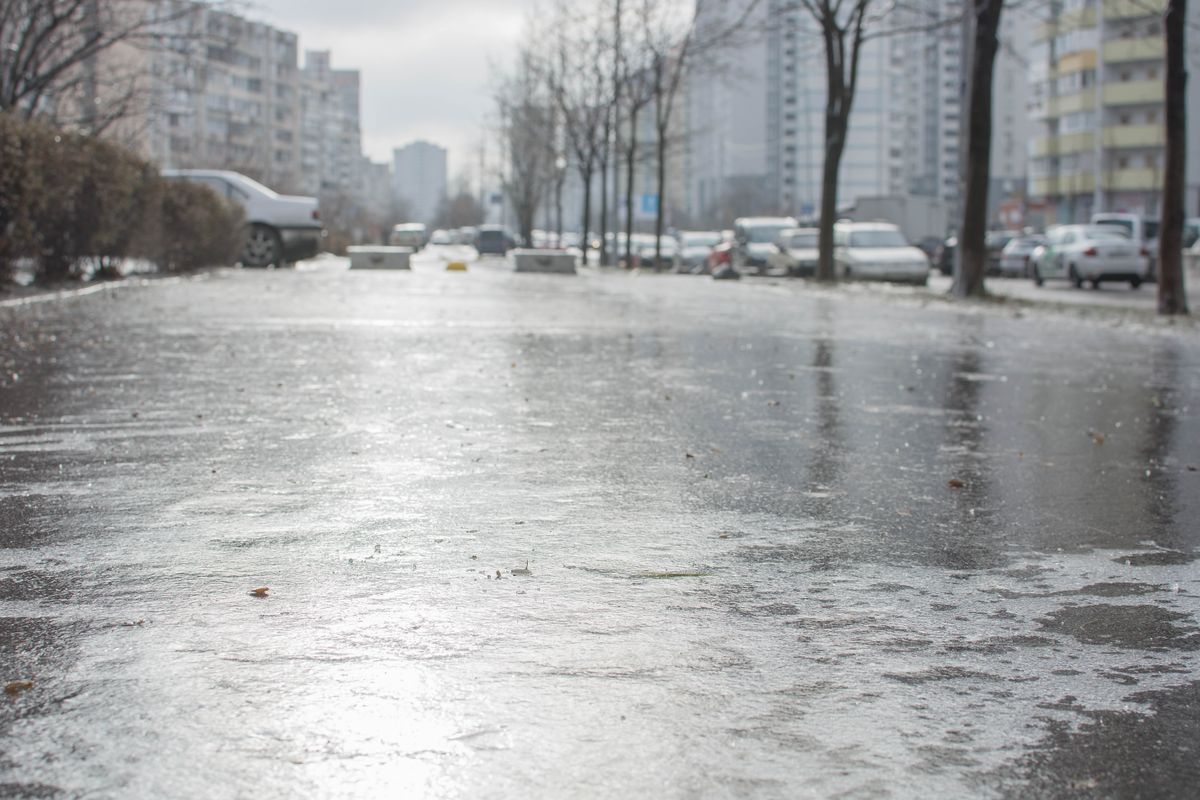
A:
[{"left": 0, "top": 114, "right": 243, "bottom": 288}]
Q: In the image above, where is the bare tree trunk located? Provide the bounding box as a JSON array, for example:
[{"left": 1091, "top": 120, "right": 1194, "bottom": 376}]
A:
[
  {"left": 954, "top": 0, "right": 1002, "bottom": 299},
  {"left": 1158, "top": 0, "right": 1189, "bottom": 315},
  {"left": 555, "top": 172, "right": 564, "bottom": 244},
  {"left": 654, "top": 132, "right": 667, "bottom": 271},
  {"left": 580, "top": 165, "right": 594, "bottom": 264},
  {"left": 599, "top": 124, "right": 610, "bottom": 265},
  {"left": 815, "top": 119, "right": 845, "bottom": 282},
  {"left": 624, "top": 105, "right": 639, "bottom": 267}
]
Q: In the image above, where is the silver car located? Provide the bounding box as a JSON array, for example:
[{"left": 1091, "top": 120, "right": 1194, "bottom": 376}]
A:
[{"left": 1028, "top": 225, "right": 1147, "bottom": 289}]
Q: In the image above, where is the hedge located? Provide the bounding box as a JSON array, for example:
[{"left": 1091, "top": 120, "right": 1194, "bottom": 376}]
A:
[{"left": 0, "top": 113, "right": 244, "bottom": 285}]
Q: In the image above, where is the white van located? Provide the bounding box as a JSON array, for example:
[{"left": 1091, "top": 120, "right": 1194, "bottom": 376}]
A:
[{"left": 1090, "top": 213, "right": 1158, "bottom": 279}]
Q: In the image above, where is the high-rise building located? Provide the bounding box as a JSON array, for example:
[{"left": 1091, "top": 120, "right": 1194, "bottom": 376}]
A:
[
  {"left": 1028, "top": 0, "right": 1200, "bottom": 222},
  {"left": 393, "top": 141, "right": 448, "bottom": 225},
  {"left": 300, "top": 50, "right": 362, "bottom": 197},
  {"left": 683, "top": 1, "right": 1031, "bottom": 229},
  {"left": 138, "top": 8, "right": 305, "bottom": 192}
]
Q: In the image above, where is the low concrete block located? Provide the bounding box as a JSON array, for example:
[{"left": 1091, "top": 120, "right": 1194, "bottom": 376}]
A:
[
  {"left": 512, "top": 249, "right": 577, "bottom": 274},
  {"left": 348, "top": 246, "right": 412, "bottom": 270}
]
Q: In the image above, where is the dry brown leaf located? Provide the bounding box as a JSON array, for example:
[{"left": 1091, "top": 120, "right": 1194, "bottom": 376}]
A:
[
  {"left": 947, "top": 479, "right": 965, "bottom": 489},
  {"left": 4, "top": 680, "right": 33, "bottom": 696},
  {"left": 249, "top": 587, "right": 269, "bottom": 598}
]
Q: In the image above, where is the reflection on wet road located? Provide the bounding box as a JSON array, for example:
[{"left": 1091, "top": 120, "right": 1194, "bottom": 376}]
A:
[{"left": 2, "top": 259, "right": 1198, "bottom": 797}]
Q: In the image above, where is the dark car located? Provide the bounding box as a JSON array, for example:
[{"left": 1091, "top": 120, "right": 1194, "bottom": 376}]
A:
[
  {"left": 475, "top": 226, "right": 515, "bottom": 256},
  {"left": 935, "top": 235, "right": 956, "bottom": 275}
]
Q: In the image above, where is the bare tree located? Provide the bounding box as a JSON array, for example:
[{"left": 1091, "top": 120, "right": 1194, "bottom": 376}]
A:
[
  {"left": 790, "top": 0, "right": 873, "bottom": 282},
  {"left": 953, "top": 0, "right": 1004, "bottom": 299},
  {"left": 639, "top": 0, "right": 761, "bottom": 266},
  {"left": 0, "top": 0, "right": 214, "bottom": 135},
  {"left": 542, "top": 4, "right": 613, "bottom": 264},
  {"left": 1157, "top": 0, "right": 1189, "bottom": 315},
  {"left": 617, "top": 9, "right": 656, "bottom": 267},
  {"left": 496, "top": 48, "right": 556, "bottom": 248}
]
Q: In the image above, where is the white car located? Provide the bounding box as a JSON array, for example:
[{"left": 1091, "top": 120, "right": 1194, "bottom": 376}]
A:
[
  {"left": 1029, "top": 225, "right": 1147, "bottom": 289},
  {"left": 767, "top": 227, "right": 820, "bottom": 277},
  {"left": 734, "top": 216, "right": 799, "bottom": 274},
  {"left": 161, "top": 169, "right": 322, "bottom": 267},
  {"left": 389, "top": 223, "right": 427, "bottom": 251},
  {"left": 674, "top": 231, "right": 722, "bottom": 273},
  {"left": 1091, "top": 212, "right": 1158, "bottom": 279},
  {"left": 637, "top": 236, "right": 678, "bottom": 269},
  {"left": 997, "top": 234, "right": 1046, "bottom": 277},
  {"left": 833, "top": 222, "right": 930, "bottom": 284}
]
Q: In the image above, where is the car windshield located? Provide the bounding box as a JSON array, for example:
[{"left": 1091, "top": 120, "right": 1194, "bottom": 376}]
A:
[
  {"left": 225, "top": 172, "right": 278, "bottom": 198},
  {"left": 1094, "top": 219, "right": 1133, "bottom": 237},
  {"left": 849, "top": 229, "right": 908, "bottom": 247},
  {"left": 682, "top": 233, "right": 721, "bottom": 247},
  {"left": 746, "top": 224, "right": 791, "bottom": 243},
  {"left": 1005, "top": 237, "right": 1042, "bottom": 252},
  {"left": 786, "top": 233, "right": 818, "bottom": 248},
  {"left": 1143, "top": 220, "right": 1160, "bottom": 239},
  {"left": 1083, "top": 226, "right": 1131, "bottom": 241}
]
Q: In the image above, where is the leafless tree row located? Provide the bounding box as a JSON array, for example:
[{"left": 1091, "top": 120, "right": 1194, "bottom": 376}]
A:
[
  {"left": 493, "top": 0, "right": 759, "bottom": 265},
  {"left": 0, "top": 0, "right": 229, "bottom": 137}
]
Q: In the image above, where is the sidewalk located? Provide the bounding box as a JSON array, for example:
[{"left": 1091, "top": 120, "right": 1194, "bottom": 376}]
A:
[{"left": 926, "top": 267, "right": 1200, "bottom": 314}]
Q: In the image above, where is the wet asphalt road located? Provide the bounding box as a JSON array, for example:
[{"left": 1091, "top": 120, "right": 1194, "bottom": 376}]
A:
[{"left": 1, "top": 253, "right": 1199, "bottom": 799}]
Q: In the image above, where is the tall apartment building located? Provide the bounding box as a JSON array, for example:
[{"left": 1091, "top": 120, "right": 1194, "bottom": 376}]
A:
[
  {"left": 393, "top": 141, "right": 448, "bottom": 225},
  {"left": 299, "top": 50, "right": 362, "bottom": 197},
  {"left": 684, "top": 1, "right": 1030, "bottom": 228},
  {"left": 139, "top": 8, "right": 304, "bottom": 192},
  {"left": 990, "top": 5, "right": 1035, "bottom": 224},
  {"left": 1028, "top": 0, "right": 1200, "bottom": 222}
]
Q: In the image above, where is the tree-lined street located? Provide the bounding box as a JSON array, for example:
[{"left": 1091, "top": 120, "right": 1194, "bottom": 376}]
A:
[{"left": 2, "top": 259, "right": 1198, "bottom": 797}]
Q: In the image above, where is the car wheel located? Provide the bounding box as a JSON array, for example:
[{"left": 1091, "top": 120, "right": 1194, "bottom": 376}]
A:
[
  {"left": 1129, "top": 277, "right": 1142, "bottom": 289},
  {"left": 243, "top": 224, "right": 282, "bottom": 268},
  {"left": 1069, "top": 264, "right": 1083, "bottom": 289}
]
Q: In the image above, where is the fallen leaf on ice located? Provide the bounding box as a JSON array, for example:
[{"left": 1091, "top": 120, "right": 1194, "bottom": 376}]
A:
[
  {"left": 4, "top": 680, "right": 33, "bottom": 696},
  {"left": 947, "top": 479, "right": 965, "bottom": 489},
  {"left": 249, "top": 587, "right": 269, "bottom": 598}
]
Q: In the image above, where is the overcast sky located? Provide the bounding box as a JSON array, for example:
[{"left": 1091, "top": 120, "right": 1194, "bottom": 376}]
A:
[{"left": 248, "top": 0, "right": 531, "bottom": 179}]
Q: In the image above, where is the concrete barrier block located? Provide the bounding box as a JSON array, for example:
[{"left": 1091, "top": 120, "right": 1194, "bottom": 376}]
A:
[
  {"left": 512, "top": 249, "right": 577, "bottom": 274},
  {"left": 348, "top": 246, "right": 412, "bottom": 270}
]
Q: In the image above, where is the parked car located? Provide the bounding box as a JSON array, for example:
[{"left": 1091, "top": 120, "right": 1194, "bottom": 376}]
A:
[
  {"left": 429, "top": 229, "right": 453, "bottom": 245},
  {"left": 389, "top": 223, "right": 428, "bottom": 251},
  {"left": 985, "top": 230, "right": 1021, "bottom": 274},
  {"left": 1091, "top": 213, "right": 1158, "bottom": 280},
  {"left": 1184, "top": 218, "right": 1200, "bottom": 250},
  {"left": 833, "top": 221, "right": 930, "bottom": 284},
  {"left": 997, "top": 234, "right": 1046, "bottom": 277},
  {"left": 1028, "top": 224, "right": 1147, "bottom": 289},
  {"left": 475, "top": 225, "right": 515, "bottom": 256},
  {"left": 637, "top": 236, "right": 679, "bottom": 269},
  {"left": 934, "top": 233, "right": 956, "bottom": 275},
  {"left": 766, "top": 227, "right": 820, "bottom": 277},
  {"left": 161, "top": 169, "right": 322, "bottom": 267},
  {"left": 733, "top": 216, "right": 798, "bottom": 274},
  {"left": 674, "top": 231, "right": 723, "bottom": 273}
]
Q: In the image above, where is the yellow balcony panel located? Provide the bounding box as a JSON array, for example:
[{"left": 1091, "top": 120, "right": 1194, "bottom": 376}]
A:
[
  {"left": 1034, "top": 131, "right": 1095, "bottom": 157},
  {"left": 1103, "top": 168, "right": 1160, "bottom": 191},
  {"left": 1102, "top": 79, "right": 1165, "bottom": 105},
  {"left": 1102, "top": 37, "right": 1165, "bottom": 63},
  {"left": 1047, "top": 91, "right": 1096, "bottom": 117},
  {"left": 1103, "top": 123, "right": 1164, "bottom": 149},
  {"left": 1101, "top": 0, "right": 1164, "bottom": 20},
  {"left": 1032, "top": 173, "right": 1096, "bottom": 198},
  {"left": 1057, "top": 50, "right": 1097, "bottom": 74}
]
